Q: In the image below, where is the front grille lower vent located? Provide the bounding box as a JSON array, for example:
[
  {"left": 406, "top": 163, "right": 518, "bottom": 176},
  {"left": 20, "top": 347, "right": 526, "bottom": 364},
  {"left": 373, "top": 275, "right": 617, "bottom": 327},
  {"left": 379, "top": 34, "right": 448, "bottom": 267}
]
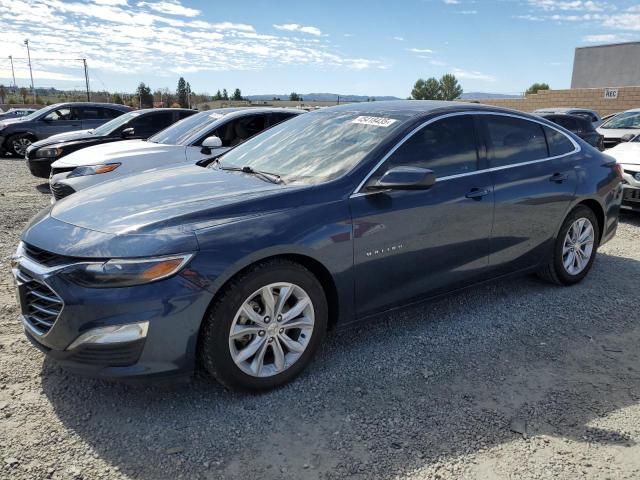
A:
[
  {"left": 50, "top": 182, "right": 76, "bottom": 201},
  {"left": 23, "top": 243, "right": 77, "bottom": 267}
]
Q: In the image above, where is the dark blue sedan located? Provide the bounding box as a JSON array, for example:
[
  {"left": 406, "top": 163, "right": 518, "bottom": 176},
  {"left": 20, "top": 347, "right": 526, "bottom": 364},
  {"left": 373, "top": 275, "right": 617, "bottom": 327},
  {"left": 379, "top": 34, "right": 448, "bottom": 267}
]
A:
[{"left": 12, "top": 101, "right": 623, "bottom": 390}]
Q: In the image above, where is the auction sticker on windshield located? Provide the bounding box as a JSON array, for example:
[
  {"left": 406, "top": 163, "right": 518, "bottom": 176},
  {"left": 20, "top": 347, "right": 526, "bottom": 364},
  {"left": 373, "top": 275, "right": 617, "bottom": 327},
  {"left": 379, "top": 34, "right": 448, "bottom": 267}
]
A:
[{"left": 352, "top": 116, "right": 398, "bottom": 127}]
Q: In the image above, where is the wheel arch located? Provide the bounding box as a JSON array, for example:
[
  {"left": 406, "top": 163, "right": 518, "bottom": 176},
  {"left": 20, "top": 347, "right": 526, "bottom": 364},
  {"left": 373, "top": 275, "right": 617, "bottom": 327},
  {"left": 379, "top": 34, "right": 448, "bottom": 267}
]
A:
[{"left": 575, "top": 198, "right": 605, "bottom": 241}]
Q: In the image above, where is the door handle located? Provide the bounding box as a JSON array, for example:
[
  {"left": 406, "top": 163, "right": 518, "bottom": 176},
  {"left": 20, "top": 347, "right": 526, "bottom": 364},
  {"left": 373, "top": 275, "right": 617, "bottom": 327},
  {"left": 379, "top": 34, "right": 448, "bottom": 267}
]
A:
[
  {"left": 465, "top": 188, "right": 490, "bottom": 200},
  {"left": 549, "top": 172, "right": 568, "bottom": 183}
]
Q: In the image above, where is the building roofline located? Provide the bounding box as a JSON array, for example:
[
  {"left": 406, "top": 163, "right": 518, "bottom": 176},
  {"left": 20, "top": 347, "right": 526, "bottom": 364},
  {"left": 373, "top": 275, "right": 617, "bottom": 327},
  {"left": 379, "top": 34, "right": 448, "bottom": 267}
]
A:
[{"left": 576, "top": 41, "right": 640, "bottom": 50}]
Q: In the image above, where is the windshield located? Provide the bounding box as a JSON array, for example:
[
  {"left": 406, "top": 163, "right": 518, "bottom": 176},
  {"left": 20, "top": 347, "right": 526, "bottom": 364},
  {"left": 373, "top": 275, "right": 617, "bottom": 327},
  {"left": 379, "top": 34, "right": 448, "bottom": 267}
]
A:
[
  {"left": 148, "top": 110, "right": 225, "bottom": 145},
  {"left": 600, "top": 111, "right": 640, "bottom": 129},
  {"left": 16, "top": 105, "right": 53, "bottom": 121},
  {"left": 92, "top": 110, "right": 141, "bottom": 136},
  {"left": 216, "top": 111, "right": 410, "bottom": 184}
]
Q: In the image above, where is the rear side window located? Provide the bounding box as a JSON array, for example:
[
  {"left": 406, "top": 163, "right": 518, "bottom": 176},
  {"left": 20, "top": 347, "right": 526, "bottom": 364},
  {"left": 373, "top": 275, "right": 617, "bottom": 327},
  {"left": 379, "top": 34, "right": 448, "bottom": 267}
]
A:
[
  {"left": 270, "top": 112, "right": 297, "bottom": 126},
  {"left": 79, "top": 107, "right": 101, "bottom": 120},
  {"left": 381, "top": 115, "right": 478, "bottom": 178},
  {"left": 552, "top": 116, "right": 578, "bottom": 132},
  {"left": 132, "top": 111, "right": 175, "bottom": 131},
  {"left": 483, "top": 115, "right": 548, "bottom": 167},
  {"left": 104, "top": 108, "right": 124, "bottom": 119},
  {"left": 544, "top": 126, "right": 575, "bottom": 157},
  {"left": 177, "top": 110, "right": 195, "bottom": 120}
]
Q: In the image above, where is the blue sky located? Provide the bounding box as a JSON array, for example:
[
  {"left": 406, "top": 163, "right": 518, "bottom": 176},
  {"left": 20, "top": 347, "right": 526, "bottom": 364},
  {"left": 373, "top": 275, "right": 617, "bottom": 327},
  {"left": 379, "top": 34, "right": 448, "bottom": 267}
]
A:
[{"left": 1, "top": 0, "right": 639, "bottom": 97}]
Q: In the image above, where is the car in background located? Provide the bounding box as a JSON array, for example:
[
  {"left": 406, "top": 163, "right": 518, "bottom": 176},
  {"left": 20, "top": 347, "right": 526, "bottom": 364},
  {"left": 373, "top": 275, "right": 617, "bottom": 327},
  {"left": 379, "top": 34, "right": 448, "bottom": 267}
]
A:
[
  {"left": 0, "top": 108, "right": 37, "bottom": 120},
  {"left": 601, "top": 112, "right": 620, "bottom": 123},
  {"left": 0, "top": 103, "right": 132, "bottom": 157},
  {"left": 534, "top": 108, "right": 602, "bottom": 127},
  {"left": 26, "top": 108, "right": 196, "bottom": 178},
  {"left": 48, "top": 107, "right": 303, "bottom": 201},
  {"left": 13, "top": 101, "right": 622, "bottom": 390},
  {"left": 602, "top": 133, "right": 640, "bottom": 212},
  {"left": 538, "top": 113, "right": 604, "bottom": 150},
  {"left": 596, "top": 108, "right": 640, "bottom": 149}
]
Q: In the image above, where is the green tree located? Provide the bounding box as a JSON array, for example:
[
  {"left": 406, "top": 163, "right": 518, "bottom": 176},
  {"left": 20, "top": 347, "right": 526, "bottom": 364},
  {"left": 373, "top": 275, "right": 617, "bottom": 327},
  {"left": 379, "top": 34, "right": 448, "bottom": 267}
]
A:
[
  {"left": 438, "top": 74, "right": 463, "bottom": 101},
  {"left": 289, "top": 92, "right": 301, "bottom": 101},
  {"left": 222, "top": 89, "right": 229, "bottom": 100},
  {"left": 112, "top": 93, "right": 124, "bottom": 105},
  {"left": 213, "top": 89, "right": 222, "bottom": 101},
  {"left": 136, "top": 82, "right": 153, "bottom": 108},
  {"left": 0, "top": 85, "right": 5, "bottom": 105},
  {"left": 232, "top": 88, "right": 243, "bottom": 101},
  {"left": 411, "top": 77, "right": 441, "bottom": 100},
  {"left": 19, "top": 87, "right": 28, "bottom": 104},
  {"left": 176, "top": 77, "right": 188, "bottom": 108},
  {"left": 525, "top": 82, "right": 550, "bottom": 95}
]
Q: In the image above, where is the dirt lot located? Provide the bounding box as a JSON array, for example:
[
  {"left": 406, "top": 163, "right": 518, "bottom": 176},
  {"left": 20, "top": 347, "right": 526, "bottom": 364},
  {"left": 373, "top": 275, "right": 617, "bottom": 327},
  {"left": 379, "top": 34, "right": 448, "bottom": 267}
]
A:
[{"left": 0, "top": 156, "right": 639, "bottom": 480}]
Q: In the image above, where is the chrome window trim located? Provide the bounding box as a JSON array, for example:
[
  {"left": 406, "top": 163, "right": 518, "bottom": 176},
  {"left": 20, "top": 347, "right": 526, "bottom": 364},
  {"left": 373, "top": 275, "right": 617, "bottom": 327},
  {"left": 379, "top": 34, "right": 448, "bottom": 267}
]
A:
[{"left": 351, "top": 110, "right": 581, "bottom": 197}]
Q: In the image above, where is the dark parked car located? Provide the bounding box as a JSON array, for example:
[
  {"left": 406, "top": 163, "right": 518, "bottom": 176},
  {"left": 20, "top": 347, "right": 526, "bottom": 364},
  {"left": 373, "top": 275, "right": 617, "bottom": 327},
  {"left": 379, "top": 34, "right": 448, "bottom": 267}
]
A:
[
  {"left": 539, "top": 113, "right": 604, "bottom": 150},
  {"left": 26, "top": 108, "right": 196, "bottom": 178},
  {"left": 12, "top": 101, "right": 622, "bottom": 391},
  {"left": 0, "top": 103, "right": 132, "bottom": 157}
]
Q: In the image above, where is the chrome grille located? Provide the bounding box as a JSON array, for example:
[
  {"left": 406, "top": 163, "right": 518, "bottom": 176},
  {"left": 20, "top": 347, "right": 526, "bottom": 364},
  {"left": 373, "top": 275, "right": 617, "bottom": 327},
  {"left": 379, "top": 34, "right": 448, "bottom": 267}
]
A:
[{"left": 15, "top": 269, "right": 63, "bottom": 335}]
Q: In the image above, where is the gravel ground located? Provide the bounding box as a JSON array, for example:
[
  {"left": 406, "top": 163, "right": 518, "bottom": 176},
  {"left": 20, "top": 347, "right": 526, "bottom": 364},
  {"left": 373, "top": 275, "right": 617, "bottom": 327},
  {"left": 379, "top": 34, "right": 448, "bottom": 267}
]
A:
[{"left": 0, "top": 156, "right": 639, "bottom": 480}]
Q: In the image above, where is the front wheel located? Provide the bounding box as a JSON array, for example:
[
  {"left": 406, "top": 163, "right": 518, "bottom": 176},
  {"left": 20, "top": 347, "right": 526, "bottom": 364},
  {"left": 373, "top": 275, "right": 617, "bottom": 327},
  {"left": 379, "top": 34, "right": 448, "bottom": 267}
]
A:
[
  {"left": 8, "top": 134, "right": 34, "bottom": 157},
  {"left": 537, "top": 205, "right": 600, "bottom": 285},
  {"left": 199, "top": 259, "right": 327, "bottom": 391}
]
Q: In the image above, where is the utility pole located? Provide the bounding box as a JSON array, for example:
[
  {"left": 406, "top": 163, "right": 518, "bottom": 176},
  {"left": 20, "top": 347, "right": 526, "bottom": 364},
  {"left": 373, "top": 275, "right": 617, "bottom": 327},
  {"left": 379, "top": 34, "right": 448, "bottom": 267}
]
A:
[
  {"left": 8, "top": 56, "right": 17, "bottom": 89},
  {"left": 82, "top": 58, "right": 90, "bottom": 102},
  {"left": 23, "top": 39, "right": 36, "bottom": 103}
]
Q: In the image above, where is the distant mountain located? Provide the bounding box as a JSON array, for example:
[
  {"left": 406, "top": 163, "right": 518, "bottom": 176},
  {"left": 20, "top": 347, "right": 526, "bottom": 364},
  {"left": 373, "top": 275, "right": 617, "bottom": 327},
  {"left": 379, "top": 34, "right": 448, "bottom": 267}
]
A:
[
  {"left": 245, "top": 93, "right": 402, "bottom": 102},
  {"left": 460, "top": 92, "right": 523, "bottom": 100}
]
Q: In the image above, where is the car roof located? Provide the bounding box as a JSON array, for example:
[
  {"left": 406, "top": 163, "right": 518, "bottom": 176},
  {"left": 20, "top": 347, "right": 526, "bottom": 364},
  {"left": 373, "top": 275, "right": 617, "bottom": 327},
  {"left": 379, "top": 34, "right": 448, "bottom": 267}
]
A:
[
  {"left": 134, "top": 108, "right": 195, "bottom": 114},
  {"left": 46, "top": 102, "right": 132, "bottom": 111},
  {"left": 202, "top": 107, "right": 305, "bottom": 119},
  {"left": 534, "top": 107, "right": 597, "bottom": 114}
]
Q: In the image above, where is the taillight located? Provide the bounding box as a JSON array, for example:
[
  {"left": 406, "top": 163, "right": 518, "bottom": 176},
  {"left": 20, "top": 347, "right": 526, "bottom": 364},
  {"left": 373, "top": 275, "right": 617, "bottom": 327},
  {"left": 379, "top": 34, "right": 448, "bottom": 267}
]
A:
[{"left": 612, "top": 163, "right": 623, "bottom": 177}]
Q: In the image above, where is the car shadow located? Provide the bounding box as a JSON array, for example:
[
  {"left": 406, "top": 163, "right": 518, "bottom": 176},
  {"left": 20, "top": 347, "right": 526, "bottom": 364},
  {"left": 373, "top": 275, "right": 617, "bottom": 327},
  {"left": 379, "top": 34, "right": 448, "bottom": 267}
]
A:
[{"left": 40, "top": 251, "right": 640, "bottom": 479}]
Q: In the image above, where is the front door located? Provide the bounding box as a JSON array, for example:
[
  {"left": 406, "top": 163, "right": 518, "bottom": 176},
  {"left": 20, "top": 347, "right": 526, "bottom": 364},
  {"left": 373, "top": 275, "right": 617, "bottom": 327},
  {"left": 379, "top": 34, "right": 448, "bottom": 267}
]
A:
[
  {"left": 349, "top": 114, "right": 495, "bottom": 317},
  {"left": 39, "top": 107, "right": 82, "bottom": 138}
]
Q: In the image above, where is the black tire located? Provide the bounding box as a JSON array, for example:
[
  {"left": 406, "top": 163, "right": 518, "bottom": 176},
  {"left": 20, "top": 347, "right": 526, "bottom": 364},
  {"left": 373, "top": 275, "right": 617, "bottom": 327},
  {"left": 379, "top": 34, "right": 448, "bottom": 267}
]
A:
[
  {"left": 7, "top": 134, "right": 34, "bottom": 157},
  {"left": 199, "top": 259, "right": 327, "bottom": 391},
  {"left": 537, "top": 205, "right": 600, "bottom": 285}
]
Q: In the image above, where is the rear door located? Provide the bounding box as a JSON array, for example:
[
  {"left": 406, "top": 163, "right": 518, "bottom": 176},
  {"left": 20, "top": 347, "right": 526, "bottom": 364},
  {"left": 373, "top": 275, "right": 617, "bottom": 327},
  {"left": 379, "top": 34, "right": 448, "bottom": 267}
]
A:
[
  {"left": 350, "top": 114, "right": 494, "bottom": 316},
  {"left": 479, "top": 114, "right": 579, "bottom": 274}
]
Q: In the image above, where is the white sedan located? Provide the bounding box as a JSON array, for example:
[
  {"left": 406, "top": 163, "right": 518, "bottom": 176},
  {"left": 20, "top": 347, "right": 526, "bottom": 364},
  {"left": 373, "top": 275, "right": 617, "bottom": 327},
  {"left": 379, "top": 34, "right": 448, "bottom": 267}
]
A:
[
  {"left": 605, "top": 133, "right": 640, "bottom": 212},
  {"left": 596, "top": 108, "right": 640, "bottom": 150},
  {"left": 49, "top": 107, "right": 303, "bottom": 201}
]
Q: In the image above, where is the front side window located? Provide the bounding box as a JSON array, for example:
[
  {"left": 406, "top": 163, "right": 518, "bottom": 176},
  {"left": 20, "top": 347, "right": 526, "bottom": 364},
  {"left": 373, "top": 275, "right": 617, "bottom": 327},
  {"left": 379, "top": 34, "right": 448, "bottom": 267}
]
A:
[
  {"left": 43, "top": 108, "right": 72, "bottom": 121},
  {"left": 600, "top": 111, "right": 640, "bottom": 130},
  {"left": 211, "top": 114, "right": 267, "bottom": 147},
  {"left": 484, "top": 115, "right": 548, "bottom": 167},
  {"left": 376, "top": 115, "right": 478, "bottom": 178}
]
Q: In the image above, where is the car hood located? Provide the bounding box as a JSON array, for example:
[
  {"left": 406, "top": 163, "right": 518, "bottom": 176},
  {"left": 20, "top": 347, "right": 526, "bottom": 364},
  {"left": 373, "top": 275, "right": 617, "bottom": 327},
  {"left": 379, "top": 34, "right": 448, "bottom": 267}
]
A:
[
  {"left": 52, "top": 139, "right": 185, "bottom": 167},
  {"left": 49, "top": 164, "right": 289, "bottom": 235},
  {"left": 30, "top": 130, "right": 95, "bottom": 148},
  {"left": 606, "top": 142, "right": 640, "bottom": 166},
  {"left": 596, "top": 127, "right": 640, "bottom": 138},
  {"left": 0, "top": 117, "right": 29, "bottom": 129}
]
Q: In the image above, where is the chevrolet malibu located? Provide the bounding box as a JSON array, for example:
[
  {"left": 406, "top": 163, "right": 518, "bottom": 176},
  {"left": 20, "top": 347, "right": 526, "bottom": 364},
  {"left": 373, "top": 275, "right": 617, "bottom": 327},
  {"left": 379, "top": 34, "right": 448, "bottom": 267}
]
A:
[{"left": 12, "top": 101, "right": 623, "bottom": 391}]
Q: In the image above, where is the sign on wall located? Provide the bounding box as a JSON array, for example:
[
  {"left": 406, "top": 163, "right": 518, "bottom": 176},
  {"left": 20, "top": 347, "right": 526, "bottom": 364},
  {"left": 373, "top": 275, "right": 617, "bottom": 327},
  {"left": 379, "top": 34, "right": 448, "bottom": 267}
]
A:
[{"left": 604, "top": 88, "right": 619, "bottom": 99}]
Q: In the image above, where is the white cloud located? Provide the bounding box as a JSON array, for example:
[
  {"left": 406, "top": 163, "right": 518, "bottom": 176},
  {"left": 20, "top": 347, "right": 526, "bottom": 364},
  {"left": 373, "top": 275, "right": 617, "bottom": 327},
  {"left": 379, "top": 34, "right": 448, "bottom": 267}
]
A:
[
  {"left": 0, "top": 67, "right": 82, "bottom": 82},
  {"left": 137, "top": 1, "right": 200, "bottom": 17},
  {"left": 443, "top": 0, "right": 459, "bottom": 4},
  {"left": 527, "top": 1, "right": 608, "bottom": 12},
  {"left": 407, "top": 47, "right": 434, "bottom": 53},
  {"left": 451, "top": 67, "right": 496, "bottom": 82},
  {"left": 273, "top": 23, "right": 322, "bottom": 36},
  {"left": 582, "top": 33, "right": 622, "bottom": 42},
  {"left": 393, "top": 36, "right": 404, "bottom": 41},
  {"left": 0, "top": 0, "right": 382, "bottom": 88}
]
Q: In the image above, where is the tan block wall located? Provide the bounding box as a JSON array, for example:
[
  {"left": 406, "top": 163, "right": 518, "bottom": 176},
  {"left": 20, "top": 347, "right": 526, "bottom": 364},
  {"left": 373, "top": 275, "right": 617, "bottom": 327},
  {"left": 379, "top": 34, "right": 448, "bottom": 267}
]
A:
[{"left": 464, "top": 86, "right": 640, "bottom": 117}]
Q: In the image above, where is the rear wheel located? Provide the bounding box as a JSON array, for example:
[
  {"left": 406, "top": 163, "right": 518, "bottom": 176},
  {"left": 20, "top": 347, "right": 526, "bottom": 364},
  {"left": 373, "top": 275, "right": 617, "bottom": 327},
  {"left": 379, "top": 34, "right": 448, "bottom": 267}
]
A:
[
  {"left": 537, "top": 205, "right": 600, "bottom": 285},
  {"left": 199, "top": 259, "right": 327, "bottom": 391},
  {"left": 8, "top": 134, "right": 34, "bottom": 157}
]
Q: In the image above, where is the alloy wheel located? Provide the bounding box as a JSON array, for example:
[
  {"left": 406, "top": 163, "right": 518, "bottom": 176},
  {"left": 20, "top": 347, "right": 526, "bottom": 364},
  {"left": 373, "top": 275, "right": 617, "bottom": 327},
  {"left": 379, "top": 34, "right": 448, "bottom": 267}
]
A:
[
  {"left": 228, "top": 282, "right": 315, "bottom": 377},
  {"left": 562, "top": 217, "right": 595, "bottom": 275},
  {"left": 12, "top": 137, "right": 32, "bottom": 156}
]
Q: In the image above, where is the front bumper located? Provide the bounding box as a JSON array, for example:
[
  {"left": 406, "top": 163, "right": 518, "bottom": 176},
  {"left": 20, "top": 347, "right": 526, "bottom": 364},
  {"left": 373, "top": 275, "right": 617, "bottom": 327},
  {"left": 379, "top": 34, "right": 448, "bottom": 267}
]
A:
[
  {"left": 12, "top": 248, "right": 212, "bottom": 380},
  {"left": 26, "top": 156, "right": 56, "bottom": 179}
]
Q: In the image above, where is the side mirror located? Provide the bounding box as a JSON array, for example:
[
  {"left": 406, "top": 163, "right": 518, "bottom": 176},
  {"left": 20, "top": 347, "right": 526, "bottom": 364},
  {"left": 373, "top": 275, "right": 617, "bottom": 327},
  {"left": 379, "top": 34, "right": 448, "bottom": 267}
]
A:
[
  {"left": 202, "top": 136, "right": 223, "bottom": 148},
  {"left": 621, "top": 133, "right": 635, "bottom": 142},
  {"left": 121, "top": 127, "right": 135, "bottom": 138},
  {"left": 367, "top": 166, "right": 436, "bottom": 191}
]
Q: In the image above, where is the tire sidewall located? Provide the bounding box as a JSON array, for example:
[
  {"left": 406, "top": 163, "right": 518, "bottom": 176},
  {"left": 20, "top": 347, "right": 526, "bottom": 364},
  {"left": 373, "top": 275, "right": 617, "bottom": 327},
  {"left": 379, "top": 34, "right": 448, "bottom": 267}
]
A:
[
  {"left": 553, "top": 206, "right": 600, "bottom": 285},
  {"left": 201, "top": 262, "right": 328, "bottom": 391}
]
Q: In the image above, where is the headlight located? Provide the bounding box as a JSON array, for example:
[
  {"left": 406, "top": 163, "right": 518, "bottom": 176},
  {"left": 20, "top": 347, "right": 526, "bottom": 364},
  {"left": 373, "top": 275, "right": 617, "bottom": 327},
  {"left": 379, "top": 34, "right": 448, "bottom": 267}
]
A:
[
  {"left": 37, "top": 147, "right": 63, "bottom": 158},
  {"left": 60, "top": 254, "right": 193, "bottom": 288},
  {"left": 68, "top": 163, "right": 121, "bottom": 178}
]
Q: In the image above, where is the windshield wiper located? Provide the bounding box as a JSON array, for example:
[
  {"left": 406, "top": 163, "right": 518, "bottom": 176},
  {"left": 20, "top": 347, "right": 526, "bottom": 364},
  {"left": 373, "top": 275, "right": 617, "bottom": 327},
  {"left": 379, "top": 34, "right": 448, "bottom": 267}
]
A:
[{"left": 219, "top": 165, "right": 282, "bottom": 184}]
